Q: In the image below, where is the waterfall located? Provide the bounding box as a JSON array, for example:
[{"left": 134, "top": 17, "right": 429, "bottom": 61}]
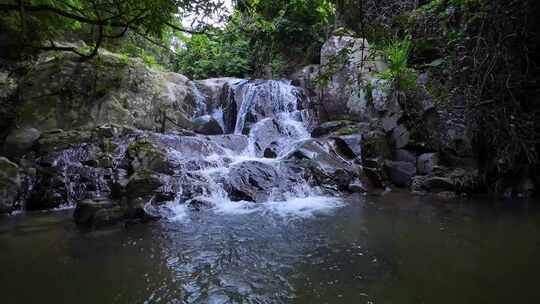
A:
[{"left": 150, "top": 79, "right": 343, "bottom": 219}]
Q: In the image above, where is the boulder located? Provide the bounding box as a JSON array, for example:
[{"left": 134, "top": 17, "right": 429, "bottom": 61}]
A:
[
  {"left": 8, "top": 50, "right": 199, "bottom": 140},
  {"left": 0, "top": 157, "right": 21, "bottom": 213},
  {"left": 311, "top": 120, "right": 355, "bottom": 138},
  {"left": 226, "top": 161, "right": 280, "bottom": 202},
  {"left": 391, "top": 124, "right": 410, "bottom": 149},
  {"left": 73, "top": 198, "right": 124, "bottom": 227},
  {"left": 349, "top": 182, "right": 367, "bottom": 193},
  {"left": 385, "top": 161, "right": 416, "bottom": 187},
  {"left": 127, "top": 140, "right": 173, "bottom": 174},
  {"left": 284, "top": 139, "right": 358, "bottom": 193},
  {"left": 330, "top": 135, "right": 362, "bottom": 160},
  {"left": 125, "top": 171, "right": 164, "bottom": 199},
  {"left": 417, "top": 153, "right": 439, "bottom": 175},
  {"left": 362, "top": 130, "right": 391, "bottom": 159},
  {"left": 412, "top": 176, "right": 455, "bottom": 193},
  {"left": 192, "top": 115, "right": 223, "bottom": 135},
  {"left": 3, "top": 127, "right": 41, "bottom": 156},
  {"left": 318, "top": 36, "right": 388, "bottom": 121}
]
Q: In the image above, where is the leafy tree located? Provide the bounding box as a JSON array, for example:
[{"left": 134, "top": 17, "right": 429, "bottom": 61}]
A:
[
  {"left": 235, "top": 0, "right": 335, "bottom": 77},
  {"left": 0, "top": 0, "right": 223, "bottom": 59},
  {"left": 172, "top": 16, "right": 251, "bottom": 79}
]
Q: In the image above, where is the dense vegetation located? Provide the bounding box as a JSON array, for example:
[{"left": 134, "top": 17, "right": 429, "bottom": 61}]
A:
[{"left": 1, "top": 0, "right": 538, "bottom": 193}]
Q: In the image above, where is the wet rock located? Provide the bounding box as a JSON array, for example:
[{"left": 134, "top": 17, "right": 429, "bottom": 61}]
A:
[
  {"left": 74, "top": 198, "right": 124, "bottom": 227},
  {"left": 127, "top": 140, "right": 173, "bottom": 174},
  {"left": 248, "top": 118, "right": 285, "bottom": 156},
  {"left": 187, "top": 197, "right": 213, "bottom": 211},
  {"left": 26, "top": 167, "right": 69, "bottom": 210},
  {"left": 311, "top": 121, "right": 354, "bottom": 138},
  {"left": 285, "top": 139, "right": 352, "bottom": 171},
  {"left": 226, "top": 161, "right": 280, "bottom": 202},
  {"left": 285, "top": 139, "right": 358, "bottom": 193},
  {"left": 330, "top": 135, "right": 362, "bottom": 160},
  {"left": 348, "top": 182, "right": 367, "bottom": 193},
  {"left": 385, "top": 161, "right": 416, "bottom": 187},
  {"left": 222, "top": 80, "right": 307, "bottom": 134},
  {"left": 263, "top": 142, "right": 279, "bottom": 158},
  {"left": 37, "top": 129, "right": 93, "bottom": 152},
  {"left": 417, "top": 153, "right": 439, "bottom": 175},
  {"left": 125, "top": 171, "right": 164, "bottom": 199},
  {"left": 412, "top": 176, "right": 455, "bottom": 193},
  {"left": 3, "top": 127, "right": 41, "bottom": 156},
  {"left": 0, "top": 157, "right": 21, "bottom": 213},
  {"left": 150, "top": 135, "right": 226, "bottom": 159},
  {"left": 192, "top": 115, "right": 223, "bottom": 135},
  {"left": 205, "top": 134, "right": 249, "bottom": 153}
]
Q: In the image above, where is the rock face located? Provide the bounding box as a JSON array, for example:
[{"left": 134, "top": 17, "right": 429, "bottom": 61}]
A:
[
  {"left": 292, "top": 35, "right": 388, "bottom": 122},
  {"left": 196, "top": 77, "right": 242, "bottom": 111},
  {"left": 0, "top": 157, "right": 20, "bottom": 213},
  {"left": 1, "top": 76, "right": 375, "bottom": 227},
  {"left": 3, "top": 50, "right": 203, "bottom": 156}
]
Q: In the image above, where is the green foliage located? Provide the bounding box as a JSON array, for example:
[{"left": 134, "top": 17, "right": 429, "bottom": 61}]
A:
[
  {"left": 171, "top": 0, "right": 334, "bottom": 79},
  {"left": 237, "top": 0, "right": 335, "bottom": 77},
  {"left": 0, "top": 0, "right": 223, "bottom": 60},
  {"left": 172, "top": 18, "right": 251, "bottom": 79},
  {"left": 377, "top": 36, "right": 417, "bottom": 91}
]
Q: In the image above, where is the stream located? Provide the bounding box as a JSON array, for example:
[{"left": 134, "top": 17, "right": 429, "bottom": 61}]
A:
[{"left": 1, "top": 194, "right": 539, "bottom": 303}]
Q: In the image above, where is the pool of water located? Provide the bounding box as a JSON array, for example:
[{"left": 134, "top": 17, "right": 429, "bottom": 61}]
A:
[{"left": 1, "top": 192, "right": 539, "bottom": 304}]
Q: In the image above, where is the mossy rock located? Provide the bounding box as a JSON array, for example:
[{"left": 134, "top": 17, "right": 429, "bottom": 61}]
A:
[
  {"left": 38, "top": 129, "right": 93, "bottom": 152},
  {"left": 127, "top": 140, "right": 172, "bottom": 174},
  {"left": 125, "top": 170, "right": 164, "bottom": 199},
  {"left": 334, "top": 126, "right": 359, "bottom": 136},
  {"left": 362, "top": 130, "right": 392, "bottom": 159}
]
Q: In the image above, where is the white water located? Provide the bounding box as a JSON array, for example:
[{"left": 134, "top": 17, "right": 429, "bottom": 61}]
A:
[{"left": 157, "top": 80, "right": 344, "bottom": 220}]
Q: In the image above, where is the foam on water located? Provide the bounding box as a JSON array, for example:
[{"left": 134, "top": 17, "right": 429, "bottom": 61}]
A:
[{"left": 265, "top": 196, "right": 345, "bottom": 218}]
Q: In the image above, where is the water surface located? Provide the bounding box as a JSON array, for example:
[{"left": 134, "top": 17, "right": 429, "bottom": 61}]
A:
[{"left": 1, "top": 192, "right": 539, "bottom": 304}]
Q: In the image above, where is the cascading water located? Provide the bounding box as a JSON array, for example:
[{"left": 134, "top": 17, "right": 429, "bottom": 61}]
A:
[{"left": 152, "top": 79, "right": 344, "bottom": 220}]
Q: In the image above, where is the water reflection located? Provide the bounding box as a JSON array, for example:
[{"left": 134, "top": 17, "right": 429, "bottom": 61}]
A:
[{"left": 1, "top": 193, "right": 540, "bottom": 304}]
